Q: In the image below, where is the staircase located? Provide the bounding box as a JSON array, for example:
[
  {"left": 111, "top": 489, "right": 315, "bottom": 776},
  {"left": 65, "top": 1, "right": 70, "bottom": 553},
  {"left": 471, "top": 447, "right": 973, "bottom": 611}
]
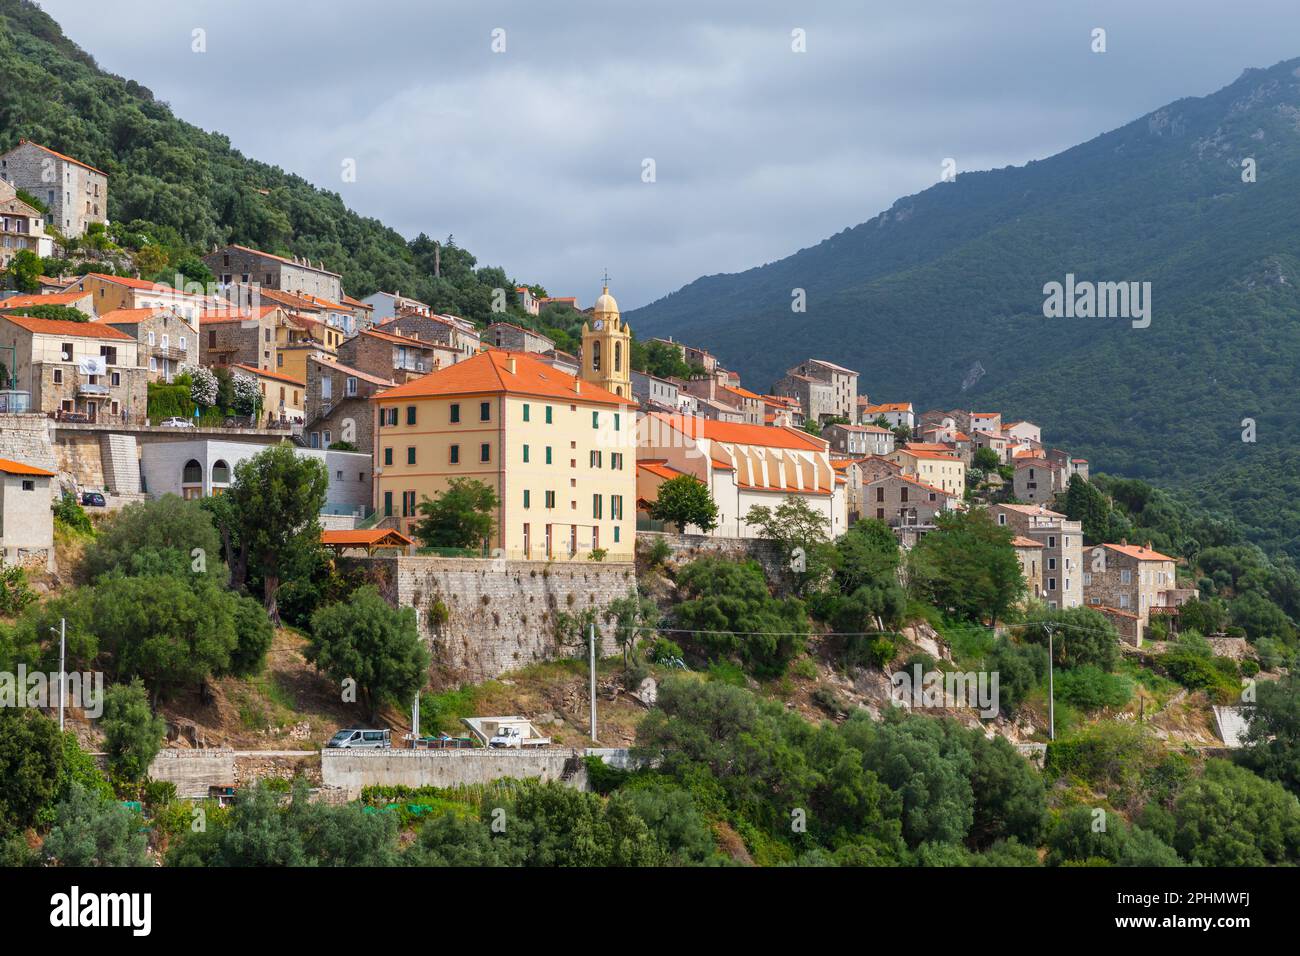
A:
[{"left": 99, "top": 432, "right": 141, "bottom": 494}]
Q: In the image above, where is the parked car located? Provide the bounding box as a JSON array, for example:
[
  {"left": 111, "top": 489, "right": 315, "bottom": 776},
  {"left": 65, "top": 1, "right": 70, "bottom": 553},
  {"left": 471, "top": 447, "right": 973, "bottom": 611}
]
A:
[
  {"left": 488, "top": 727, "right": 524, "bottom": 749},
  {"left": 80, "top": 491, "right": 106, "bottom": 508},
  {"left": 326, "top": 728, "right": 391, "bottom": 750},
  {"left": 158, "top": 417, "right": 195, "bottom": 429}
]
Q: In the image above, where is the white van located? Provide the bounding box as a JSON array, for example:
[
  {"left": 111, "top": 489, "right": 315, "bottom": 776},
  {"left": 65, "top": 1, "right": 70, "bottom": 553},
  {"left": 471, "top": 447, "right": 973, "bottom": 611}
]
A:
[{"left": 326, "top": 728, "right": 392, "bottom": 749}]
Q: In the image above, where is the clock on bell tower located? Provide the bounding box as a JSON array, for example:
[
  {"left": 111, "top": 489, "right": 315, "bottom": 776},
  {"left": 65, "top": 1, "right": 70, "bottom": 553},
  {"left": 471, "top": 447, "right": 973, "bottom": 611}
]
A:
[{"left": 580, "top": 279, "right": 631, "bottom": 397}]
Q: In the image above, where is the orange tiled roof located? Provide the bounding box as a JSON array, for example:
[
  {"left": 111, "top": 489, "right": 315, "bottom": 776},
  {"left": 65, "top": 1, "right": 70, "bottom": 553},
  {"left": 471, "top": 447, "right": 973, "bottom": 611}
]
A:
[
  {"left": 0, "top": 291, "right": 91, "bottom": 309},
  {"left": 647, "top": 412, "right": 826, "bottom": 451},
  {"left": 321, "top": 528, "right": 412, "bottom": 547},
  {"left": 863, "top": 402, "right": 912, "bottom": 413},
  {"left": 375, "top": 350, "right": 628, "bottom": 407},
  {"left": 199, "top": 305, "right": 279, "bottom": 325},
  {"left": 1010, "top": 535, "right": 1043, "bottom": 548},
  {"left": 223, "top": 244, "right": 340, "bottom": 277},
  {"left": 307, "top": 356, "right": 395, "bottom": 388},
  {"left": 1101, "top": 543, "right": 1175, "bottom": 562},
  {"left": 233, "top": 363, "right": 305, "bottom": 387},
  {"left": 97, "top": 307, "right": 184, "bottom": 325},
  {"left": 637, "top": 460, "right": 697, "bottom": 482},
  {"left": 897, "top": 448, "right": 960, "bottom": 462},
  {"left": 0, "top": 457, "right": 54, "bottom": 477},
  {"left": 14, "top": 140, "right": 106, "bottom": 176},
  {"left": 1, "top": 313, "right": 132, "bottom": 339}
]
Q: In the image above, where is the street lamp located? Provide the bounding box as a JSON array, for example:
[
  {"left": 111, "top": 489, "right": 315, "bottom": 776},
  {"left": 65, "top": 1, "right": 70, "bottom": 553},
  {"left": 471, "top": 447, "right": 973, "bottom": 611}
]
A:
[{"left": 49, "top": 619, "right": 65, "bottom": 731}]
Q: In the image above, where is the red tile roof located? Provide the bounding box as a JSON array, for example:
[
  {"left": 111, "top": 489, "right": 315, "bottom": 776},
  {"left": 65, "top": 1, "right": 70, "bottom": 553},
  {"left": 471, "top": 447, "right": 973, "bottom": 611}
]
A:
[
  {"left": 14, "top": 140, "right": 106, "bottom": 176},
  {"left": 376, "top": 350, "right": 628, "bottom": 407},
  {"left": 0, "top": 457, "right": 55, "bottom": 477},
  {"left": 233, "top": 363, "right": 305, "bottom": 387},
  {"left": 0, "top": 291, "right": 91, "bottom": 309},
  {"left": 1102, "top": 543, "right": 1174, "bottom": 562},
  {"left": 647, "top": 412, "right": 826, "bottom": 451},
  {"left": 321, "top": 528, "right": 412, "bottom": 548},
  {"left": 637, "top": 460, "right": 697, "bottom": 482},
  {"left": 1, "top": 313, "right": 132, "bottom": 339}
]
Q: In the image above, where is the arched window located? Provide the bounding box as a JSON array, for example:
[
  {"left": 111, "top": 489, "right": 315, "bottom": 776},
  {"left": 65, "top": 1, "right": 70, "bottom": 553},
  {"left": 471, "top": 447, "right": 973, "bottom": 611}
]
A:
[
  {"left": 182, "top": 459, "right": 203, "bottom": 484},
  {"left": 211, "top": 459, "right": 231, "bottom": 484},
  {"left": 614, "top": 341, "right": 621, "bottom": 372},
  {"left": 591, "top": 340, "right": 601, "bottom": 371}
]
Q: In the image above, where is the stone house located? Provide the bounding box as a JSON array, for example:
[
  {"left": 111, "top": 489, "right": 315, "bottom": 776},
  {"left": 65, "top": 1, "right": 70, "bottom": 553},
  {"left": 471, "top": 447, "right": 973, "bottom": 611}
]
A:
[
  {"left": 381, "top": 312, "right": 480, "bottom": 361},
  {"left": 1082, "top": 541, "right": 1185, "bottom": 644},
  {"left": 784, "top": 359, "right": 859, "bottom": 422},
  {"left": 887, "top": 447, "right": 966, "bottom": 497},
  {"left": 485, "top": 321, "right": 553, "bottom": 354},
  {"left": 338, "top": 327, "right": 458, "bottom": 385},
  {"left": 303, "top": 355, "right": 393, "bottom": 452},
  {"left": 991, "top": 503, "right": 1083, "bottom": 610},
  {"left": 864, "top": 473, "right": 958, "bottom": 530},
  {"left": 860, "top": 401, "right": 913, "bottom": 431},
  {"left": 199, "top": 305, "right": 285, "bottom": 371},
  {"left": 1013, "top": 456, "right": 1057, "bottom": 503},
  {"left": 0, "top": 140, "right": 107, "bottom": 239},
  {"left": 204, "top": 245, "right": 343, "bottom": 303},
  {"left": 232, "top": 363, "right": 306, "bottom": 425},
  {"left": 0, "top": 313, "right": 147, "bottom": 423},
  {"left": 1012, "top": 536, "right": 1044, "bottom": 602},
  {"left": 99, "top": 307, "right": 197, "bottom": 383},
  {"left": 63, "top": 273, "right": 213, "bottom": 325},
  {"left": 772, "top": 372, "right": 834, "bottom": 424}
]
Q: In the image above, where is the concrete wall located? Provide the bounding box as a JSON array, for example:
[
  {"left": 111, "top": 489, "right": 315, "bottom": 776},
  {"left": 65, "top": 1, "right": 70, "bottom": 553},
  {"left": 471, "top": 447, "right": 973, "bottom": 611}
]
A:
[
  {"left": 320, "top": 749, "right": 587, "bottom": 798},
  {"left": 148, "top": 749, "right": 321, "bottom": 798},
  {"left": 343, "top": 555, "right": 636, "bottom": 682}
]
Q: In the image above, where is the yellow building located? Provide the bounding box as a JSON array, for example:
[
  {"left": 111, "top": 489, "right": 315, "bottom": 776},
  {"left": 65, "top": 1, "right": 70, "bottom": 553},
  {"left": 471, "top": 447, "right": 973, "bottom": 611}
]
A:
[
  {"left": 275, "top": 313, "right": 340, "bottom": 383},
  {"left": 580, "top": 285, "right": 631, "bottom": 398},
  {"left": 887, "top": 447, "right": 966, "bottom": 497},
  {"left": 372, "top": 349, "right": 635, "bottom": 559},
  {"left": 233, "top": 363, "right": 306, "bottom": 424}
]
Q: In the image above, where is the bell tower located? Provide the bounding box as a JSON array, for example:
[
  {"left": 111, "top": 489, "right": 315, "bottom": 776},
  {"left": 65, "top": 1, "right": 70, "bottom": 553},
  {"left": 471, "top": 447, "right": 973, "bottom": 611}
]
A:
[{"left": 580, "top": 278, "right": 631, "bottom": 398}]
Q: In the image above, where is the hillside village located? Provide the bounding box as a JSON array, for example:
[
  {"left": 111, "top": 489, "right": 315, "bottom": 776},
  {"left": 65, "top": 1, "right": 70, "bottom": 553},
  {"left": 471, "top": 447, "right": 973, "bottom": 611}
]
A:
[{"left": 2, "top": 135, "right": 1298, "bottom": 871}]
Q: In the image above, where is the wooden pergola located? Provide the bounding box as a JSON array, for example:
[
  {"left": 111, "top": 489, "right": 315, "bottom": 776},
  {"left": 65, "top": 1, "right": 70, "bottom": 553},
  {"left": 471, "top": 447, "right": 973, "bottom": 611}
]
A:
[{"left": 321, "top": 528, "right": 414, "bottom": 556}]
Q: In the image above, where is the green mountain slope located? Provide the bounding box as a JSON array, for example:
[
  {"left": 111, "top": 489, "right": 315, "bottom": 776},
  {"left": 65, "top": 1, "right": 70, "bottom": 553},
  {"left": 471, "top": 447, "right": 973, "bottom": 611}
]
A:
[
  {"left": 0, "top": 0, "right": 511, "bottom": 315},
  {"left": 629, "top": 58, "right": 1300, "bottom": 559}
]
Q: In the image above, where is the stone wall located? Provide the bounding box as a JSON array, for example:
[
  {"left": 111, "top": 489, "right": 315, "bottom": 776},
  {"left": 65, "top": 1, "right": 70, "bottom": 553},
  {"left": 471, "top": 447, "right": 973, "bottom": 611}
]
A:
[
  {"left": 148, "top": 749, "right": 320, "bottom": 798},
  {"left": 341, "top": 555, "right": 637, "bottom": 682},
  {"left": 638, "top": 530, "right": 785, "bottom": 578},
  {"left": 320, "top": 749, "right": 588, "bottom": 799}
]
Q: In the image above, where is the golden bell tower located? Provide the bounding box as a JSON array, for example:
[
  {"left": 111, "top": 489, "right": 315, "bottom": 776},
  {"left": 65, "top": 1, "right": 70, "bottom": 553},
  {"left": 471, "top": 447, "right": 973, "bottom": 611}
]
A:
[{"left": 581, "top": 279, "right": 631, "bottom": 397}]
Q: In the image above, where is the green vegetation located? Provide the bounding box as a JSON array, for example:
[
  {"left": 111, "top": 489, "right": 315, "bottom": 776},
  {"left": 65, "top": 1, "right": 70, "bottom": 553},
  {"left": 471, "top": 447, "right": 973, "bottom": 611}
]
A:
[
  {"left": 647, "top": 474, "right": 718, "bottom": 534},
  {"left": 413, "top": 477, "right": 498, "bottom": 550}
]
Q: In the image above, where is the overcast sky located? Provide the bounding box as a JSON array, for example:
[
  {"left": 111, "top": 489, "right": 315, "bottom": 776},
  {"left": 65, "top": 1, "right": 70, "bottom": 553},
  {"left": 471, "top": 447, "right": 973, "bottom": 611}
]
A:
[{"left": 36, "top": 0, "right": 1300, "bottom": 308}]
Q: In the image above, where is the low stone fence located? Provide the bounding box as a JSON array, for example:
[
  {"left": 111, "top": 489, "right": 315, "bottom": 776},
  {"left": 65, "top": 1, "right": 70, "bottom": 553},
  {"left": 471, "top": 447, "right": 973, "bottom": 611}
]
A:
[{"left": 320, "top": 748, "right": 592, "bottom": 798}]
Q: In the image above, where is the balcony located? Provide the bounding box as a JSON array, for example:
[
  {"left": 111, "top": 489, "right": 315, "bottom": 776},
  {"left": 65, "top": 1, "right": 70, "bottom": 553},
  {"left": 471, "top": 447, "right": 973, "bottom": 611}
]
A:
[{"left": 76, "top": 382, "right": 112, "bottom": 396}]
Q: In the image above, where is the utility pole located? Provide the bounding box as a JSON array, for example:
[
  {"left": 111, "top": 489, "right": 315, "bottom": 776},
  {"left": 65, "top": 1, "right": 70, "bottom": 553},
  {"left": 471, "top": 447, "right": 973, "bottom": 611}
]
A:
[
  {"left": 51, "top": 619, "right": 66, "bottom": 731},
  {"left": 1045, "top": 623, "right": 1055, "bottom": 741},
  {"left": 589, "top": 620, "right": 597, "bottom": 743}
]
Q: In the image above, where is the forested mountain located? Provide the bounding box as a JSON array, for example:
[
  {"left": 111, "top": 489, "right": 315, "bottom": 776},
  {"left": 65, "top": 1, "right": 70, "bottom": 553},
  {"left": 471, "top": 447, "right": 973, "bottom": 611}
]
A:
[
  {"left": 630, "top": 58, "right": 1300, "bottom": 559},
  {"left": 0, "top": 0, "right": 525, "bottom": 322}
]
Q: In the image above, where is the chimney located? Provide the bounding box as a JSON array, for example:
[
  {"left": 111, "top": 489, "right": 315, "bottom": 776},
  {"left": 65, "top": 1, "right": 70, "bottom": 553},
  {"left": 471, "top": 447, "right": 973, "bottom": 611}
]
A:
[
  {"left": 506, "top": 357, "right": 516, "bottom": 374},
  {"left": 574, "top": 379, "right": 581, "bottom": 394},
  {"left": 1120, "top": 538, "right": 1128, "bottom": 547}
]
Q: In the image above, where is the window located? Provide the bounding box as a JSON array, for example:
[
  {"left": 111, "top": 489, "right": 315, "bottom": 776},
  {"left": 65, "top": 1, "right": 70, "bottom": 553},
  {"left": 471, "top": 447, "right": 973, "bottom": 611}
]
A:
[
  {"left": 593, "top": 494, "right": 603, "bottom": 519},
  {"left": 449, "top": 445, "right": 460, "bottom": 464},
  {"left": 21, "top": 479, "right": 35, "bottom": 492},
  {"left": 523, "top": 445, "right": 530, "bottom": 463},
  {"left": 1048, "top": 578, "right": 1057, "bottom": 591},
  {"left": 545, "top": 446, "right": 552, "bottom": 465},
  {"left": 592, "top": 411, "right": 600, "bottom": 429},
  {"left": 614, "top": 413, "right": 621, "bottom": 431},
  {"left": 545, "top": 490, "right": 556, "bottom": 509},
  {"left": 612, "top": 453, "right": 623, "bottom": 469},
  {"left": 480, "top": 401, "right": 491, "bottom": 422},
  {"left": 522, "top": 403, "right": 531, "bottom": 422},
  {"left": 384, "top": 491, "right": 393, "bottom": 516},
  {"left": 1048, "top": 536, "right": 1056, "bottom": 548},
  {"left": 53, "top": 368, "right": 63, "bottom": 384},
  {"left": 611, "top": 495, "right": 624, "bottom": 520},
  {"left": 591, "top": 340, "right": 601, "bottom": 371},
  {"left": 406, "top": 406, "right": 416, "bottom": 425},
  {"left": 590, "top": 450, "right": 601, "bottom": 468},
  {"left": 208, "top": 330, "right": 217, "bottom": 348},
  {"left": 613, "top": 527, "right": 620, "bottom": 544},
  {"left": 545, "top": 405, "right": 553, "bottom": 424},
  {"left": 450, "top": 403, "right": 460, "bottom": 423},
  {"left": 1048, "top": 558, "right": 1057, "bottom": 571},
  {"left": 523, "top": 489, "right": 531, "bottom": 509},
  {"left": 179, "top": 336, "right": 187, "bottom": 352},
  {"left": 147, "top": 331, "right": 156, "bottom": 346},
  {"left": 407, "top": 447, "right": 416, "bottom": 465},
  {"left": 1120, "top": 569, "right": 1132, "bottom": 584},
  {"left": 480, "top": 443, "right": 491, "bottom": 463}
]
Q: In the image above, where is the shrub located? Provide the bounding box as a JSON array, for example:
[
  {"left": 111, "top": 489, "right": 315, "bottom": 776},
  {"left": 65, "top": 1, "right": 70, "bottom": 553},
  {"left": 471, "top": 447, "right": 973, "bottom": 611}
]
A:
[
  {"left": 53, "top": 493, "right": 93, "bottom": 536},
  {"left": 1055, "top": 665, "right": 1134, "bottom": 711}
]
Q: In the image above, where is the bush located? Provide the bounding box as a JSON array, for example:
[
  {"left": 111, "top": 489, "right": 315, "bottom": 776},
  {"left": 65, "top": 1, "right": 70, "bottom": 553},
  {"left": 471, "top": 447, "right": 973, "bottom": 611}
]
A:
[
  {"left": 1055, "top": 665, "right": 1134, "bottom": 711},
  {"left": 101, "top": 679, "right": 166, "bottom": 782},
  {"left": 53, "top": 493, "right": 93, "bottom": 536}
]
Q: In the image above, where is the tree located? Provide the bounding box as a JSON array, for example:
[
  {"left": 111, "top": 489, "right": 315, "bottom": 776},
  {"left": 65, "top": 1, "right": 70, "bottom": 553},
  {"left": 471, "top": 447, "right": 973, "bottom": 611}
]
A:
[
  {"left": 604, "top": 588, "right": 660, "bottom": 667},
  {"left": 0, "top": 709, "right": 64, "bottom": 835},
  {"left": 1019, "top": 605, "right": 1121, "bottom": 672},
  {"left": 745, "top": 496, "right": 833, "bottom": 594},
  {"left": 306, "top": 586, "right": 430, "bottom": 721},
  {"left": 231, "top": 371, "right": 261, "bottom": 417},
  {"left": 41, "top": 783, "right": 148, "bottom": 867},
  {"left": 812, "top": 519, "right": 907, "bottom": 635},
  {"left": 224, "top": 444, "right": 328, "bottom": 623},
  {"left": 412, "top": 478, "right": 498, "bottom": 550},
  {"left": 14, "top": 304, "right": 89, "bottom": 323},
  {"left": 183, "top": 364, "right": 218, "bottom": 407},
  {"left": 907, "top": 508, "right": 1025, "bottom": 625},
  {"left": 972, "top": 446, "right": 1001, "bottom": 473},
  {"left": 82, "top": 494, "right": 223, "bottom": 583},
  {"left": 100, "top": 679, "right": 166, "bottom": 782},
  {"left": 647, "top": 474, "right": 718, "bottom": 534},
  {"left": 1062, "top": 473, "right": 1112, "bottom": 543},
  {"left": 1173, "top": 759, "right": 1300, "bottom": 865},
  {"left": 672, "top": 557, "right": 808, "bottom": 677},
  {"left": 3, "top": 249, "right": 42, "bottom": 293},
  {"left": 1239, "top": 674, "right": 1300, "bottom": 797}
]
